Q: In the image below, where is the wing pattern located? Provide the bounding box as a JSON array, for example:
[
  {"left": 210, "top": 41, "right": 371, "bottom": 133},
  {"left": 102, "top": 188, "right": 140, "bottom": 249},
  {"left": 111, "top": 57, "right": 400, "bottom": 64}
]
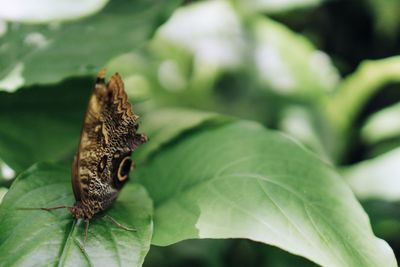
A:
[{"left": 71, "top": 70, "right": 147, "bottom": 212}]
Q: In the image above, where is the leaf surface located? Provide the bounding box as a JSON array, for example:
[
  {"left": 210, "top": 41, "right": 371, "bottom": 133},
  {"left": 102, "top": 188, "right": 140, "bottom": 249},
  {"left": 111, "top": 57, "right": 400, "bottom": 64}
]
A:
[
  {"left": 0, "top": 0, "right": 181, "bottom": 91},
  {"left": 136, "top": 108, "right": 229, "bottom": 162},
  {"left": 138, "top": 121, "right": 396, "bottom": 267},
  {"left": 0, "top": 163, "right": 153, "bottom": 267}
]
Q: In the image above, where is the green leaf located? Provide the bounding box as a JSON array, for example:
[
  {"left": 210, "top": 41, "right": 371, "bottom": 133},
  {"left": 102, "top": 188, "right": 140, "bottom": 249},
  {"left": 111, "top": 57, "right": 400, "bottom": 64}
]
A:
[
  {"left": 0, "top": 163, "right": 153, "bottom": 267},
  {"left": 278, "top": 105, "right": 334, "bottom": 163},
  {"left": 231, "top": 0, "right": 326, "bottom": 14},
  {"left": 343, "top": 147, "right": 400, "bottom": 202},
  {"left": 0, "top": 187, "right": 7, "bottom": 204},
  {"left": 0, "top": 78, "right": 90, "bottom": 172},
  {"left": 138, "top": 121, "right": 396, "bottom": 267},
  {"left": 324, "top": 56, "right": 400, "bottom": 135},
  {"left": 106, "top": 52, "right": 154, "bottom": 101},
  {"left": 153, "top": 0, "right": 246, "bottom": 94},
  {"left": 0, "top": 0, "right": 109, "bottom": 23},
  {"left": 0, "top": 0, "right": 181, "bottom": 92},
  {"left": 145, "top": 239, "right": 318, "bottom": 267},
  {"left": 362, "top": 200, "right": 400, "bottom": 240},
  {"left": 154, "top": 1, "right": 339, "bottom": 99},
  {"left": 361, "top": 102, "right": 400, "bottom": 145},
  {"left": 0, "top": 159, "right": 16, "bottom": 184},
  {"left": 367, "top": 0, "right": 400, "bottom": 38},
  {"left": 249, "top": 16, "right": 339, "bottom": 99},
  {"left": 145, "top": 239, "right": 229, "bottom": 267},
  {"left": 136, "top": 108, "right": 230, "bottom": 162}
]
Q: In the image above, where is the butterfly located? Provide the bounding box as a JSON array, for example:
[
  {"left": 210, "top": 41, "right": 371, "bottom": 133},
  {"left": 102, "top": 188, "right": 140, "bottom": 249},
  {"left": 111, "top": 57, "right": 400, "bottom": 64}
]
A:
[{"left": 26, "top": 70, "right": 148, "bottom": 241}]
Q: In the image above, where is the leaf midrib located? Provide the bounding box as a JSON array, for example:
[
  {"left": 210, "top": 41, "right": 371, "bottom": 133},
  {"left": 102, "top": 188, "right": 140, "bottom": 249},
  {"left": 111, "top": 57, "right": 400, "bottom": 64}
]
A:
[{"left": 56, "top": 219, "right": 93, "bottom": 267}]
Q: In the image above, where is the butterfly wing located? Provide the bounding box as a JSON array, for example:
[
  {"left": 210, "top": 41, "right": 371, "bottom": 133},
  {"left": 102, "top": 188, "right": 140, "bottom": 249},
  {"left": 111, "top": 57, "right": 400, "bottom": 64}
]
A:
[{"left": 71, "top": 70, "right": 147, "bottom": 210}]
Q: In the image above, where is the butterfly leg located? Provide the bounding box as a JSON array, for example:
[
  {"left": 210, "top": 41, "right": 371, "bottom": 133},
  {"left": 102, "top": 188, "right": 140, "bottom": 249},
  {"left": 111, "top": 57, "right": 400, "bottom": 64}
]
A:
[
  {"left": 104, "top": 215, "right": 136, "bottom": 231},
  {"left": 74, "top": 219, "right": 88, "bottom": 253},
  {"left": 84, "top": 219, "right": 90, "bottom": 245},
  {"left": 18, "top": 205, "right": 72, "bottom": 212}
]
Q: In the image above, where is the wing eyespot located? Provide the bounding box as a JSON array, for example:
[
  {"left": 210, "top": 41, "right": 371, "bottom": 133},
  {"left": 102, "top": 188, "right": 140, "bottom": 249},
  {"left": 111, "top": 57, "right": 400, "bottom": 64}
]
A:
[{"left": 117, "top": 156, "right": 132, "bottom": 182}]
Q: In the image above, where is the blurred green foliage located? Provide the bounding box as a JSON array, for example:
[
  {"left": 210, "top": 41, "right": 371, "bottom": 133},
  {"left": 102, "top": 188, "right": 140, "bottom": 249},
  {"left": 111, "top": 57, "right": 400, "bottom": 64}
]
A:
[{"left": 0, "top": 0, "right": 400, "bottom": 266}]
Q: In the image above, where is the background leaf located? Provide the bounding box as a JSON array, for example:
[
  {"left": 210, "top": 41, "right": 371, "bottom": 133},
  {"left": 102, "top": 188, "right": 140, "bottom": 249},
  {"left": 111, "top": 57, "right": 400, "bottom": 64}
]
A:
[
  {"left": 0, "top": 163, "right": 153, "bottom": 267},
  {"left": 344, "top": 147, "right": 400, "bottom": 202},
  {"left": 144, "top": 239, "right": 318, "bottom": 267},
  {"left": 0, "top": 0, "right": 109, "bottom": 23},
  {"left": 231, "top": 0, "right": 326, "bottom": 14},
  {"left": 249, "top": 16, "right": 339, "bottom": 99},
  {"left": 0, "top": 187, "right": 7, "bottom": 204},
  {"left": 362, "top": 200, "right": 400, "bottom": 243},
  {"left": 0, "top": 78, "right": 90, "bottom": 172},
  {"left": 154, "top": 1, "right": 340, "bottom": 100},
  {"left": 366, "top": 0, "right": 400, "bottom": 39},
  {"left": 322, "top": 56, "right": 400, "bottom": 161},
  {"left": 361, "top": 102, "right": 400, "bottom": 145},
  {"left": 0, "top": 0, "right": 181, "bottom": 91},
  {"left": 324, "top": 56, "right": 400, "bottom": 136},
  {"left": 137, "top": 120, "right": 396, "bottom": 267}
]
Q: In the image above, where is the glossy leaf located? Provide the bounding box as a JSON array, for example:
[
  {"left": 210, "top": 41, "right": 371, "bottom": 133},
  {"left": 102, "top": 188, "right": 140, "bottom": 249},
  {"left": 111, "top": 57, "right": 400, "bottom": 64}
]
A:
[
  {"left": 0, "top": 0, "right": 181, "bottom": 91},
  {"left": 0, "top": 163, "right": 153, "bottom": 267},
  {"left": 138, "top": 121, "right": 396, "bottom": 267}
]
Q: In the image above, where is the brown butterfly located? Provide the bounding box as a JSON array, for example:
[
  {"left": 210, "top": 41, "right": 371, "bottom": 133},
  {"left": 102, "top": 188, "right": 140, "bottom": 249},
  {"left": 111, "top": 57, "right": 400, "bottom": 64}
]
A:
[{"left": 25, "top": 70, "right": 148, "bottom": 241}]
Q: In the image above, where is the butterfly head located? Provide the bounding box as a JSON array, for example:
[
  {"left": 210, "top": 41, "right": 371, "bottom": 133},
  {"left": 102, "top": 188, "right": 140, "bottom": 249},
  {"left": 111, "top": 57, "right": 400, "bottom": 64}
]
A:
[{"left": 68, "top": 201, "right": 96, "bottom": 220}]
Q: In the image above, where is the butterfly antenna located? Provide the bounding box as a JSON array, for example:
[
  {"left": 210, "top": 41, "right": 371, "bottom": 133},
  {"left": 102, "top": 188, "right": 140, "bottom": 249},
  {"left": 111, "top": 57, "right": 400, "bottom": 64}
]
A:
[{"left": 104, "top": 215, "right": 136, "bottom": 231}]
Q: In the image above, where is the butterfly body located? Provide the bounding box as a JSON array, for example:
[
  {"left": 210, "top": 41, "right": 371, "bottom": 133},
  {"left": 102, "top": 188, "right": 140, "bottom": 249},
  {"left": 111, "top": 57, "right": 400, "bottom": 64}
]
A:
[{"left": 70, "top": 70, "right": 147, "bottom": 220}]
